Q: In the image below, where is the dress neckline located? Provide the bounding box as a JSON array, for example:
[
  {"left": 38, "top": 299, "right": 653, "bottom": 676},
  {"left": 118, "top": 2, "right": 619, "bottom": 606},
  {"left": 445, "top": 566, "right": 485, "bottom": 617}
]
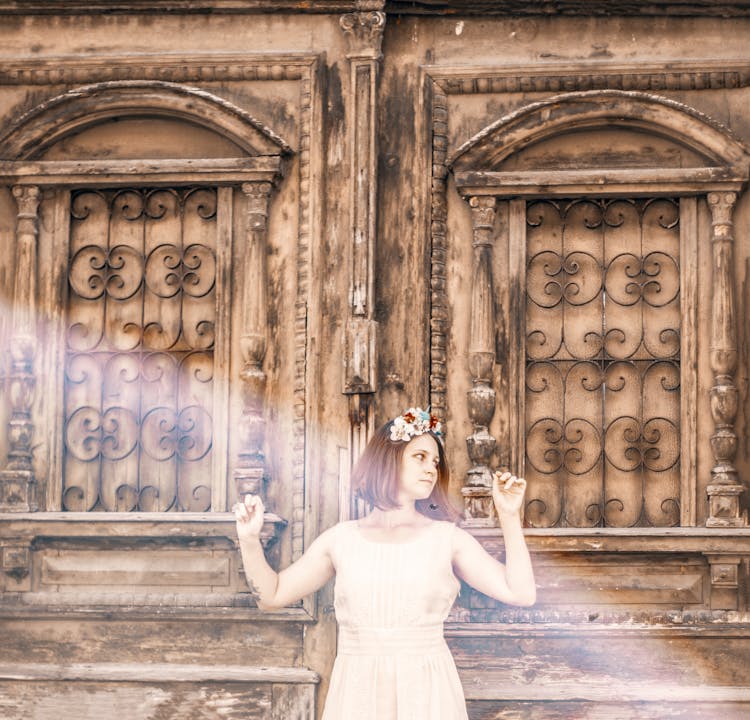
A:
[{"left": 353, "top": 519, "right": 437, "bottom": 546}]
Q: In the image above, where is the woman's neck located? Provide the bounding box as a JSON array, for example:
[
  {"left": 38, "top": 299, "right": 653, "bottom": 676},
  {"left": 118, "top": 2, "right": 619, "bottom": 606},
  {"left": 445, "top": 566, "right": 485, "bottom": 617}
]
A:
[{"left": 363, "top": 503, "right": 425, "bottom": 529}]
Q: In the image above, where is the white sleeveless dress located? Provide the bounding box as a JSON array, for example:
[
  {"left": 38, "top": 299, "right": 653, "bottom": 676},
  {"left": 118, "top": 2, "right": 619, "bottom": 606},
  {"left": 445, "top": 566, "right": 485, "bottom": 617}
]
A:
[{"left": 322, "top": 519, "right": 469, "bottom": 720}]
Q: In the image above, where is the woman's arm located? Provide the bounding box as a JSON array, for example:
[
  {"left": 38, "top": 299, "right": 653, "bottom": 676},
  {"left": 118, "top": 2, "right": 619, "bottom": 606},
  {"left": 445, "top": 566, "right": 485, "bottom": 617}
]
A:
[
  {"left": 235, "top": 495, "right": 336, "bottom": 610},
  {"left": 451, "top": 472, "right": 536, "bottom": 607}
]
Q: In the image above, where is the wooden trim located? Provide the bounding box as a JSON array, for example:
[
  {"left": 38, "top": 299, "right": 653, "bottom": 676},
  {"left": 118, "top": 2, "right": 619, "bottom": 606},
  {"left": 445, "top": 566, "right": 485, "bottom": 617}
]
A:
[
  {"left": 39, "top": 190, "right": 70, "bottom": 511},
  {"left": 211, "top": 188, "right": 234, "bottom": 512},
  {"left": 3, "top": 512, "right": 749, "bottom": 545},
  {"left": 508, "top": 199, "right": 526, "bottom": 477},
  {"left": 0, "top": 662, "right": 319, "bottom": 684},
  {"left": 454, "top": 168, "right": 748, "bottom": 199},
  {"left": 469, "top": 525, "right": 750, "bottom": 553},
  {"left": 461, "top": 682, "right": 750, "bottom": 704},
  {"left": 446, "top": 621, "right": 750, "bottom": 637},
  {"left": 680, "top": 197, "right": 699, "bottom": 527},
  {"left": 0, "top": 158, "right": 282, "bottom": 188},
  {"left": 0, "top": 1, "right": 361, "bottom": 14},
  {"left": 0, "top": 598, "right": 316, "bottom": 622}
]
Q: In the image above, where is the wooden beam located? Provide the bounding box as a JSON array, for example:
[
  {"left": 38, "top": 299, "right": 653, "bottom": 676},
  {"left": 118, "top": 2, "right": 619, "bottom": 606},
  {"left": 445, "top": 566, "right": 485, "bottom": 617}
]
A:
[
  {"left": 0, "top": 157, "right": 282, "bottom": 187},
  {"left": 454, "top": 167, "right": 748, "bottom": 198},
  {"left": 0, "top": 662, "right": 319, "bottom": 684}
]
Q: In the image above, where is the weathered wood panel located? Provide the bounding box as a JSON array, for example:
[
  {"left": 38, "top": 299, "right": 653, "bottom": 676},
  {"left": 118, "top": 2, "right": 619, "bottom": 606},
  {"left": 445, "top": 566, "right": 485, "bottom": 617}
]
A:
[
  {"left": 0, "top": 619, "right": 306, "bottom": 666},
  {"left": 466, "top": 700, "right": 750, "bottom": 720}
]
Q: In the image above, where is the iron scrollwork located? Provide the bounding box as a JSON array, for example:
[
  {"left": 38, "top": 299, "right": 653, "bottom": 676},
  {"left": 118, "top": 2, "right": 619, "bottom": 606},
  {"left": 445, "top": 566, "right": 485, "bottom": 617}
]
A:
[
  {"left": 63, "top": 188, "right": 217, "bottom": 512},
  {"left": 524, "top": 198, "right": 681, "bottom": 528}
]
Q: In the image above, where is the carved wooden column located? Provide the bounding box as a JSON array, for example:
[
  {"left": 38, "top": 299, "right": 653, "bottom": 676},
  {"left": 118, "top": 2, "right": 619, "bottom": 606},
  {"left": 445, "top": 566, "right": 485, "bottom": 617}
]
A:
[
  {"left": 0, "top": 185, "right": 41, "bottom": 512},
  {"left": 706, "top": 191, "right": 747, "bottom": 527},
  {"left": 340, "top": 1, "right": 385, "bottom": 510},
  {"left": 462, "top": 196, "right": 498, "bottom": 527},
  {"left": 235, "top": 182, "right": 284, "bottom": 543}
]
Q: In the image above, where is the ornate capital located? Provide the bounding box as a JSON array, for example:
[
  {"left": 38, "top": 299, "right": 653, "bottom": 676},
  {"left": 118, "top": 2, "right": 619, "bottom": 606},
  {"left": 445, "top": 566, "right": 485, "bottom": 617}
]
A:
[
  {"left": 469, "top": 196, "right": 497, "bottom": 233},
  {"left": 241, "top": 181, "right": 272, "bottom": 230},
  {"left": 340, "top": 10, "right": 386, "bottom": 57},
  {"left": 12, "top": 185, "right": 41, "bottom": 217},
  {"left": 707, "top": 191, "right": 737, "bottom": 231}
]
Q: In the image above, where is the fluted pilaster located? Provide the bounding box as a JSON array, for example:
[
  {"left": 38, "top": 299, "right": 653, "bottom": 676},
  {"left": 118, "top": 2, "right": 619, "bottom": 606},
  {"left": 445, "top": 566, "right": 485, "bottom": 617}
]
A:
[{"left": 340, "top": 1, "right": 384, "bottom": 514}]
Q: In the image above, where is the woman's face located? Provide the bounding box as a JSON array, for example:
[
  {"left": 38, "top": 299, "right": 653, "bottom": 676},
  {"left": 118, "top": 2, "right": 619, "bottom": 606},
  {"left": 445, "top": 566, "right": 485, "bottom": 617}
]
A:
[{"left": 398, "top": 433, "right": 440, "bottom": 503}]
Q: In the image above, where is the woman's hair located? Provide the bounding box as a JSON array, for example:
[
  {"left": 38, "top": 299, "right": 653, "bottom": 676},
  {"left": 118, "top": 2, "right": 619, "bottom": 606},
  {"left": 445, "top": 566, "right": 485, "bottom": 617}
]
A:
[{"left": 351, "top": 420, "right": 461, "bottom": 522}]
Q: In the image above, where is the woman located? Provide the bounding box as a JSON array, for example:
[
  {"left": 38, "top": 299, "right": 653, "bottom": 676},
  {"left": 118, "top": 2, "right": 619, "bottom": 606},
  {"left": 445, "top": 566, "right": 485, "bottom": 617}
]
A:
[{"left": 235, "top": 407, "right": 536, "bottom": 719}]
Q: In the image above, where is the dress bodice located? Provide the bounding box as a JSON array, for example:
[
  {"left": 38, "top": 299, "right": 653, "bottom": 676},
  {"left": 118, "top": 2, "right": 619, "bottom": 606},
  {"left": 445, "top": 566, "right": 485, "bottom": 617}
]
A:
[{"left": 331, "top": 519, "right": 460, "bottom": 630}]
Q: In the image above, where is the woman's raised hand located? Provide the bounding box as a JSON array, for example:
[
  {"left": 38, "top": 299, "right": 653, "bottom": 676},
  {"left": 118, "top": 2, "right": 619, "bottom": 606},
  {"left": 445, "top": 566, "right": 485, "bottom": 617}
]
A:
[
  {"left": 234, "top": 494, "right": 265, "bottom": 541},
  {"left": 491, "top": 470, "right": 526, "bottom": 519}
]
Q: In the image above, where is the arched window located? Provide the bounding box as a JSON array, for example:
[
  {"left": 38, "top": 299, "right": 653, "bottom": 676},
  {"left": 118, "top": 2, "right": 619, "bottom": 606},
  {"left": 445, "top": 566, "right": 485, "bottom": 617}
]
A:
[
  {"left": 450, "top": 90, "right": 749, "bottom": 528},
  {"left": 0, "top": 81, "right": 290, "bottom": 514}
]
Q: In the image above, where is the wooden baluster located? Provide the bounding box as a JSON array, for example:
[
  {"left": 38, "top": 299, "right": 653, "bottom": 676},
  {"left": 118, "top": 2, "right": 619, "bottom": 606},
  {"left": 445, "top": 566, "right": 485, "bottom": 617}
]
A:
[
  {"left": 706, "top": 191, "right": 747, "bottom": 527},
  {"left": 462, "top": 195, "right": 498, "bottom": 527},
  {"left": 0, "top": 185, "right": 41, "bottom": 511},
  {"left": 235, "top": 182, "right": 272, "bottom": 503}
]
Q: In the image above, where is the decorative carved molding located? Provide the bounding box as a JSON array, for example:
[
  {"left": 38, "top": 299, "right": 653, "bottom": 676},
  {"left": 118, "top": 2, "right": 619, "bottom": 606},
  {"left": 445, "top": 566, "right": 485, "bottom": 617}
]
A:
[
  {"left": 429, "top": 82, "right": 450, "bottom": 424},
  {"left": 706, "top": 191, "right": 747, "bottom": 527},
  {"left": 0, "top": 53, "right": 316, "bottom": 86},
  {"left": 291, "top": 65, "right": 316, "bottom": 562},
  {"left": 4, "top": 0, "right": 750, "bottom": 16},
  {"left": 430, "top": 62, "right": 750, "bottom": 96},
  {"left": 449, "top": 90, "right": 749, "bottom": 172},
  {"left": 0, "top": 80, "right": 293, "bottom": 161},
  {"left": 0, "top": 185, "right": 41, "bottom": 513},
  {"left": 0, "top": 0, "right": 362, "bottom": 14},
  {"left": 461, "top": 196, "right": 499, "bottom": 527},
  {"left": 390, "top": 0, "right": 750, "bottom": 16}
]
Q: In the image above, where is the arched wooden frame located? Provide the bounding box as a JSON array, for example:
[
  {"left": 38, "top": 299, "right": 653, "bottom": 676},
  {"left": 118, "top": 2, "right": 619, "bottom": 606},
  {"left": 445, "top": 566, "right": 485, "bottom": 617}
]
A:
[
  {"left": 449, "top": 90, "right": 750, "bottom": 528},
  {"left": 0, "top": 81, "right": 291, "bottom": 520}
]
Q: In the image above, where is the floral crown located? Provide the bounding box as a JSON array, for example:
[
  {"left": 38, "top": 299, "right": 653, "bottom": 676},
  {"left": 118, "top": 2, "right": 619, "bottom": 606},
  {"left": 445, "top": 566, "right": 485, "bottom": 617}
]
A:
[{"left": 389, "top": 407, "right": 442, "bottom": 443}]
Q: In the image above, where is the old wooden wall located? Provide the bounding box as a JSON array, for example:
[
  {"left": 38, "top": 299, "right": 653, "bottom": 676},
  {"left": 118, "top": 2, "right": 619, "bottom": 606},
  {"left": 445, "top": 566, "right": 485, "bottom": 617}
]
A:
[{"left": 1, "top": 1, "right": 750, "bottom": 718}]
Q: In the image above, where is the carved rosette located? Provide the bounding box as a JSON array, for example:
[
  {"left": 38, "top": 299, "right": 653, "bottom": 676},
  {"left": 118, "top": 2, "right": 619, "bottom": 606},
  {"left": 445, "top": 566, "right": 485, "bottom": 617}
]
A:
[
  {"left": 706, "top": 191, "right": 747, "bottom": 527},
  {"left": 1, "top": 186, "right": 41, "bottom": 512},
  {"left": 462, "top": 196, "right": 499, "bottom": 527},
  {"left": 234, "top": 182, "right": 285, "bottom": 543}
]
